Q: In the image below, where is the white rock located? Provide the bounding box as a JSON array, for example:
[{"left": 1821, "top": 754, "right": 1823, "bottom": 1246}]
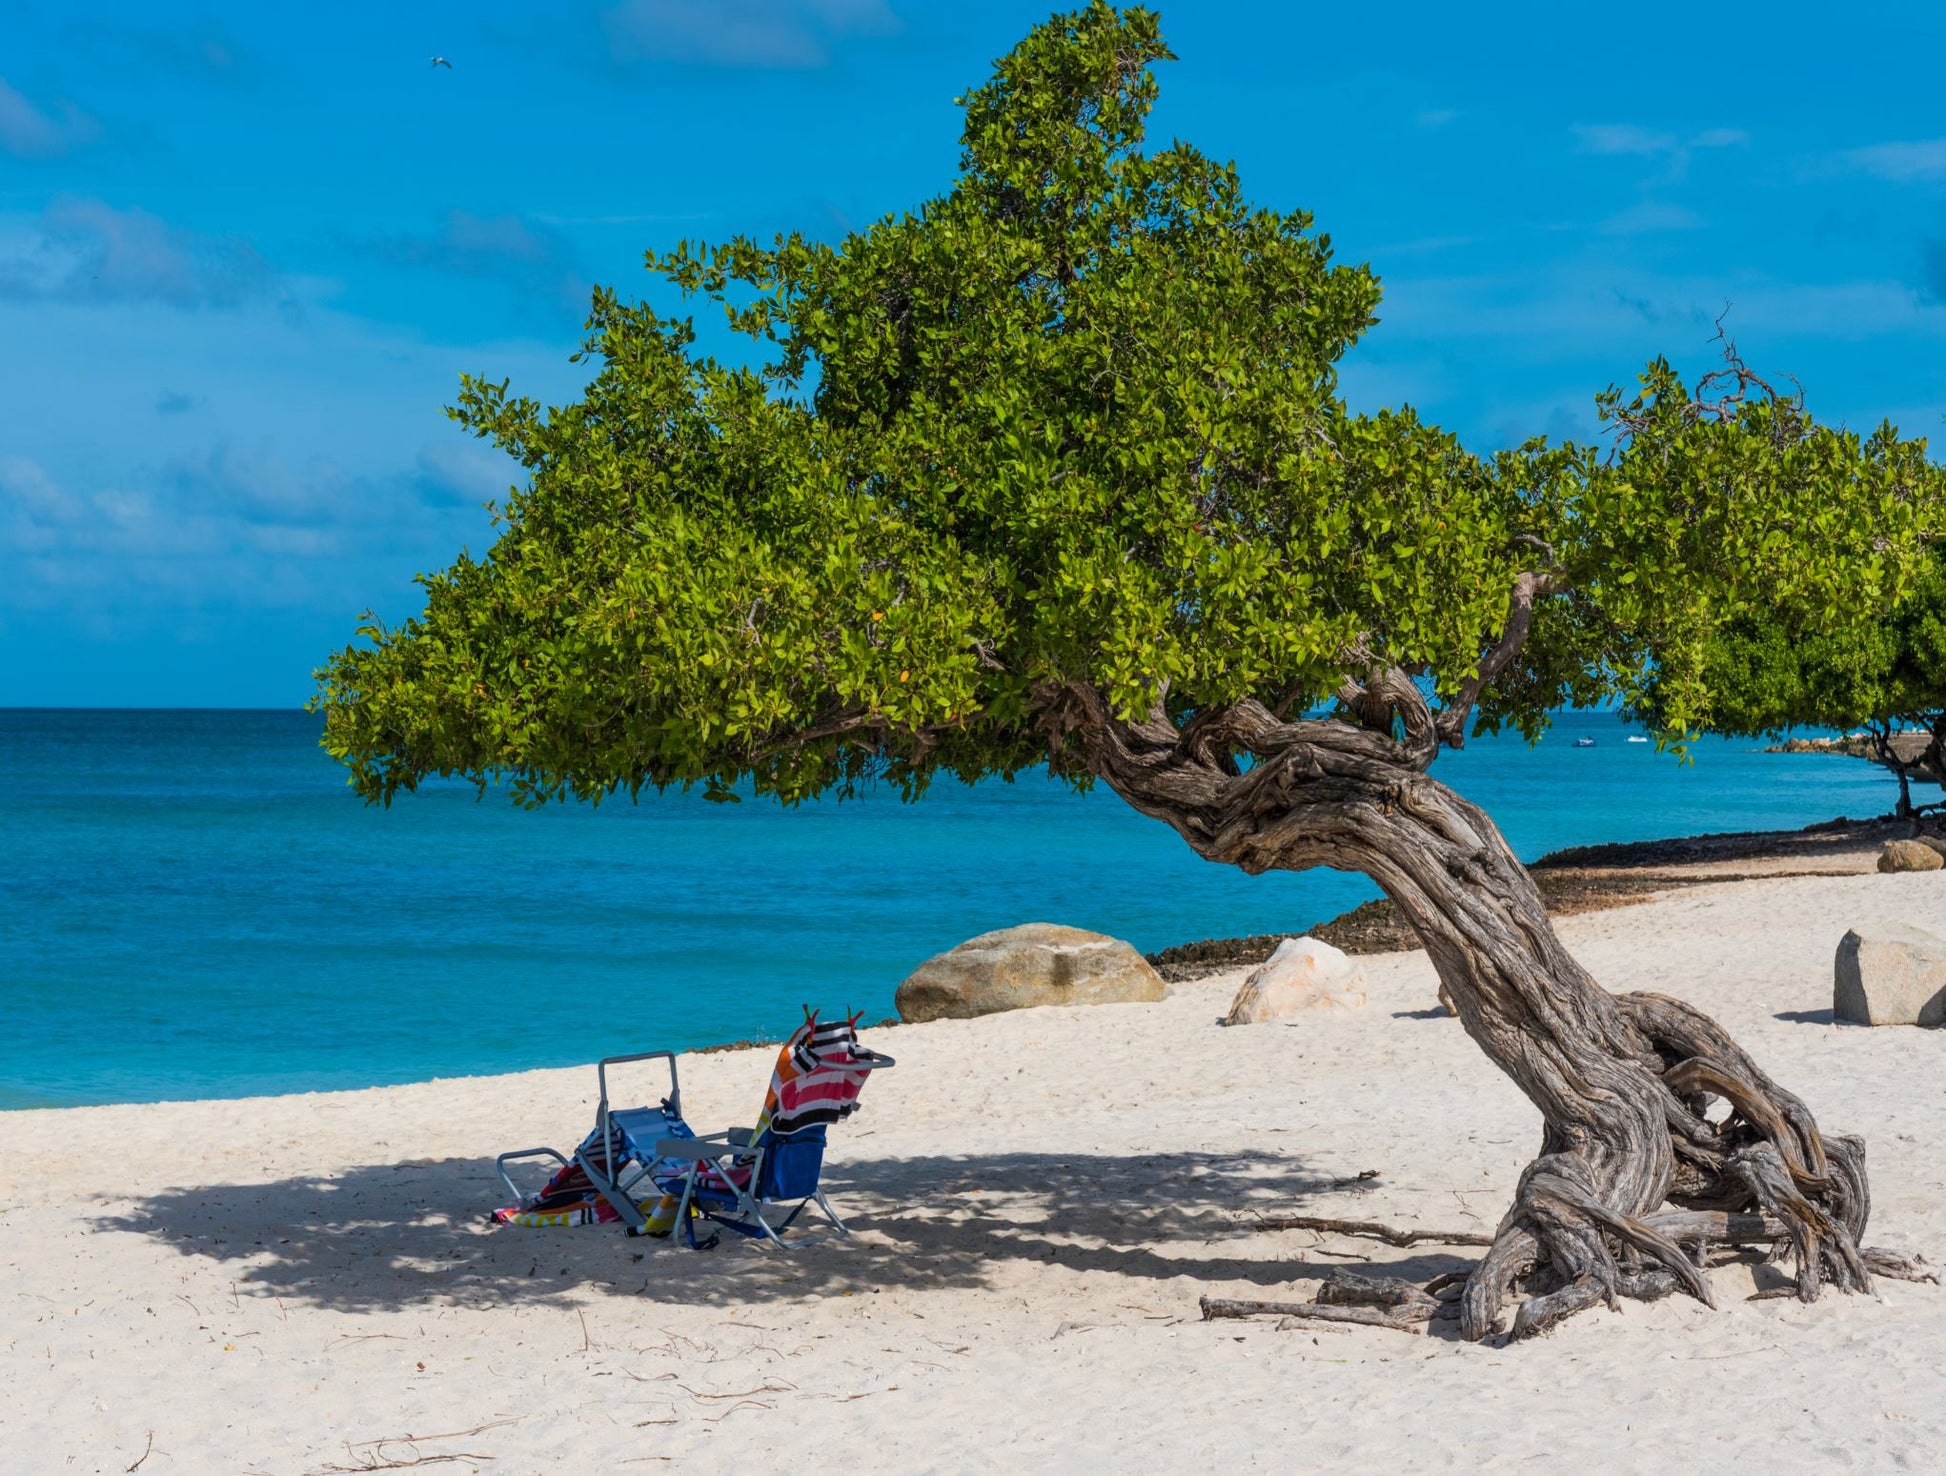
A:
[
  {"left": 1834, "top": 923, "right": 1946, "bottom": 1026},
  {"left": 1221, "top": 936, "right": 1366, "bottom": 1025}
]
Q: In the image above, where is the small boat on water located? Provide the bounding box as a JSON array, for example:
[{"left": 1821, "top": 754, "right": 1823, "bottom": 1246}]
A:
[
  {"left": 1573, "top": 737, "right": 1596, "bottom": 748},
  {"left": 1626, "top": 735, "right": 1648, "bottom": 744}
]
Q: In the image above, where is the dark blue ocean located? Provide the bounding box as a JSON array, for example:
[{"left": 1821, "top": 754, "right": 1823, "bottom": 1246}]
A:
[{"left": 0, "top": 708, "right": 1921, "bottom": 1109}]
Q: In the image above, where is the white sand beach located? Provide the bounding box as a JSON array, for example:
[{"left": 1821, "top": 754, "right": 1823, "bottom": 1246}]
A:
[{"left": 6, "top": 868, "right": 1946, "bottom": 1474}]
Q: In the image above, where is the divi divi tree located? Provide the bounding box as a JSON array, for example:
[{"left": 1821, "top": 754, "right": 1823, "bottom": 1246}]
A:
[{"left": 316, "top": 5, "right": 1943, "bottom": 1338}]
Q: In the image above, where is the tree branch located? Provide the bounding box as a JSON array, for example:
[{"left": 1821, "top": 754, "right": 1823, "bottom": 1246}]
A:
[{"left": 1434, "top": 570, "right": 1558, "bottom": 748}]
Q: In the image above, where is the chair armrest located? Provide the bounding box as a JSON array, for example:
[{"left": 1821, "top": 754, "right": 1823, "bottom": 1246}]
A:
[
  {"left": 653, "top": 1132, "right": 753, "bottom": 1161},
  {"left": 495, "top": 1146, "right": 569, "bottom": 1202}
]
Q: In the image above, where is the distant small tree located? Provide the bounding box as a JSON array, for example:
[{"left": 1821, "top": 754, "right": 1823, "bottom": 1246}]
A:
[
  {"left": 1681, "top": 546, "right": 1946, "bottom": 820},
  {"left": 315, "top": 5, "right": 1943, "bottom": 1339}
]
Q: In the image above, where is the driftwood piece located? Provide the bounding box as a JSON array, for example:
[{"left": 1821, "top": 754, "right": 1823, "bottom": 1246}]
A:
[
  {"left": 1200, "top": 1295, "right": 1425, "bottom": 1335},
  {"left": 1252, "top": 1214, "right": 1494, "bottom": 1248},
  {"left": 1864, "top": 1247, "right": 1938, "bottom": 1284},
  {"left": 1314, "top": 1270, "right": 1441, "bottom": 1319}
]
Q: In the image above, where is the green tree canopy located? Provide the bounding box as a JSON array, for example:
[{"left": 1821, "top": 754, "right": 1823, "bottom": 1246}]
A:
[{"left": 314, "top": 2, "right": 1939, "bottom": 809}]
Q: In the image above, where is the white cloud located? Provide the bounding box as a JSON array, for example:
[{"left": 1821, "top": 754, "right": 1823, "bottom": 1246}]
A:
[
  {"left": 370, "top": 209, "right": 589, "bottom": 319},
  {"left": 415, "top": 441, "right": 519, "bottom": 509},
  {"left": 1574, "top": 124, "right": 1676, "bottom": 157},
  {"left": 0, "top": 76, "right": 98, "bottom": 158},
  {"left": 0, "top": 197, "right": 275, "bottom": 308},
  {"left": 1837, "top": 138, "right": 1946, "bottom": 182},
  {"left": 0, "top": 438, "right": 523, "bottom": 616},
  {"left": 1599, "top": 202, "right": 1705, "bottom": 236},
  {"left": 602, "top": 0, "right": 898, "bottom": 68},
  {"left": 1574, "top": 124, "right": 1748, "bottom": 158},
  {"left": 1378, "top": 268, "right": 1946, "bottom": 348}
]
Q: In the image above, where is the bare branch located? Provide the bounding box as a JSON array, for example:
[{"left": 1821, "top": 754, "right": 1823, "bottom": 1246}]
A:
[{"left": 1435, "top": 570, "right": 1558, "bottom": 748}]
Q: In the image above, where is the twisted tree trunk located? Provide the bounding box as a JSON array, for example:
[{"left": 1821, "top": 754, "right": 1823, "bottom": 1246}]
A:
[{"left": 1041, "top": 680, "right": 1908, "bottom": 1340}]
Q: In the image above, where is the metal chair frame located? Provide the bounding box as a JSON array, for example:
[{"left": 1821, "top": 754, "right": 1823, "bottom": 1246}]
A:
[{"left": 494, "top": 1044, "right": 894, "bottom": 1247}]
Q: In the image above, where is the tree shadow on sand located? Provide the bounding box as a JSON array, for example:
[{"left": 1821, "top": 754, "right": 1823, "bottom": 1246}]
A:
[{"left": 95, "top": 1148, "right": 1480, "bottom": 1314}]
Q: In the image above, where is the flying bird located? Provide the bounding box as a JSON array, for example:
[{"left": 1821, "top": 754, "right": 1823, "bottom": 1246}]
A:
[{"left": 430, "top": 56, "right": 452, "bottom": 69}]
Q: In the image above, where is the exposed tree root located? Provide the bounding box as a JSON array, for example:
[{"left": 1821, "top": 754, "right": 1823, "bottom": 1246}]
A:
[
  {"left": 1203, "top": 1272, "right": 1455, "bottom": 1335},
  {"left": 1250, "top": 1215, "right": 1493, "bottom": 1248},
  {"left": 1454, "top": 991, "right": 1927, "bottom": 1340}
]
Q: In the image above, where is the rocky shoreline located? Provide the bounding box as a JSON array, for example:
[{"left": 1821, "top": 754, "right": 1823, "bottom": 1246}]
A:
[
  {"left": 1765, "top": 731, "right": 1939, "bottom": 784},
  {"left": 1146, "top": 812, "right": 1916, "bottom": 981}
]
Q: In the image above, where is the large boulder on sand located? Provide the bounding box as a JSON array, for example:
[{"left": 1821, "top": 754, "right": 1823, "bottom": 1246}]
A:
[
  {"left": 1221, "top": 936, "right": 1367, "bottom": 1025},
  {"left": 894, "top": 923, "right": 1166, "bottom": 1023},
  {"left": 1834, "top": 923, "right": 1946, "bottom": 1026},
  {"left": 1878, "top": 839, "right": 1944, "bottom": 873}
]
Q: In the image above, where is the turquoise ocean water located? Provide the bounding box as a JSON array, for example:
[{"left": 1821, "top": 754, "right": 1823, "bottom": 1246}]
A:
[{"left": 0, "top": 708, "right": 1924, "bottom": 1109}]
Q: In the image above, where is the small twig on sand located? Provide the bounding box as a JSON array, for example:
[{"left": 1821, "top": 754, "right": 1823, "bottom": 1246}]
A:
[
  {"left": 315, "top": 1419, "right": 523, "bottom": 1473},
  {"left": 579, "top": 1308, "right": 592, "bottom": 1353},
  {"left": 126, "top": 1431, "right": 155, "bottom": 1473},
  {"left": 675, "top": 1381, "right": 795, "bottom": 1401},
  {"left": 1253, "top": 1215, "right": 1493, "bottom": 1248},
  {"left": 703, "top": 1400, "right": 774, "bottom": 1423}
]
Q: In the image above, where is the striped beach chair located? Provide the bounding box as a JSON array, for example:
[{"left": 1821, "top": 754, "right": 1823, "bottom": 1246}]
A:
[{"left": 654, "top": 1011, "right": 894, "bottom": 1248}]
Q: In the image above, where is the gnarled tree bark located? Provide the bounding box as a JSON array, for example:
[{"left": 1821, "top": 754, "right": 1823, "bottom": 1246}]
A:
[{"left": 1038, "top": 666, "right": 1906, "bottom": 1341}]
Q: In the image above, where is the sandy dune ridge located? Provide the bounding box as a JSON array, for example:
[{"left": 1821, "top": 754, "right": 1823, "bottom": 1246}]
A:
[{"left": 4, "top": 869, "right": 1945, "bottom": 1472}]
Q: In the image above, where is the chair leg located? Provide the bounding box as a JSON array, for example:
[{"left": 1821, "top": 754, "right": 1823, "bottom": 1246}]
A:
[
  {"left": 746, "top": 1190, "right": 789, "bottom": 1249},
  {"left": 577, "top": 1149, "right": 648, "bottom": 1235},
  {"left": 675, "top": 1171, "right": 701, "bottom": 1249},
  {"left": 812, "top": 1190, "right": 850, "bottom": 1236}
]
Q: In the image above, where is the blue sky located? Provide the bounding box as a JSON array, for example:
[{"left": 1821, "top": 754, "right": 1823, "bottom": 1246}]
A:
[{"left": 3, "top": 1, "right": 1944, "bottom": 706}]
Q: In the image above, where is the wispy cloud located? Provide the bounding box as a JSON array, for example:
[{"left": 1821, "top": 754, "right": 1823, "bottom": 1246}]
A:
[
  {"left": 0, "top": 197, "right": 276, "bottom": 308},
  {"left": 414, "top": 441, "right": 519, "bottom": 509},
  {"left": 1688, "top": 128, "right": 1749, "bottom": 150},
  {"left": 62, "top": 19, "right": 259, "bottom": 85},
  {"left": 1599, "top": 201, "right": 1705, "bottom": 236},
  {"left": 1, "top": 438, "right": 517, "bottom": 612},
  {"left": 1574, "top": 124, "right": 1678, "bottom": 157},
  {"left": 372, "top": 209, "right": 589, "bottom": 315},
  {"left": 1837, "top": 139, "right": 1946, "bottom": 183},
  {"left": 1568, "top": 124, "right": 1748, "bottom": 226},
  {"left": 1572, "top": 123, "right": 1748, "bottom": 186},
  {"left": 1378, "top": 268, "right": 1946, "bottom": 349},
  {"left": 0, "top": 76, "right": 100, "bottom": 158},
  {"left": 601, "top": 0, "right": 898, "bottom": 68}
]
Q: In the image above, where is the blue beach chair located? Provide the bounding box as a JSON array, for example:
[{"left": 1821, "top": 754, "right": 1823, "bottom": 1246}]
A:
[{"left": 493, "top": 1014, "right": 893, "bottom": 1246}]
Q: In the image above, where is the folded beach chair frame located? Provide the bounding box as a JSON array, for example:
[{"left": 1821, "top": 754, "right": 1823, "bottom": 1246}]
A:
[{"left": 494, "top": 1049, "right": 692, "bottom": 1237}]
